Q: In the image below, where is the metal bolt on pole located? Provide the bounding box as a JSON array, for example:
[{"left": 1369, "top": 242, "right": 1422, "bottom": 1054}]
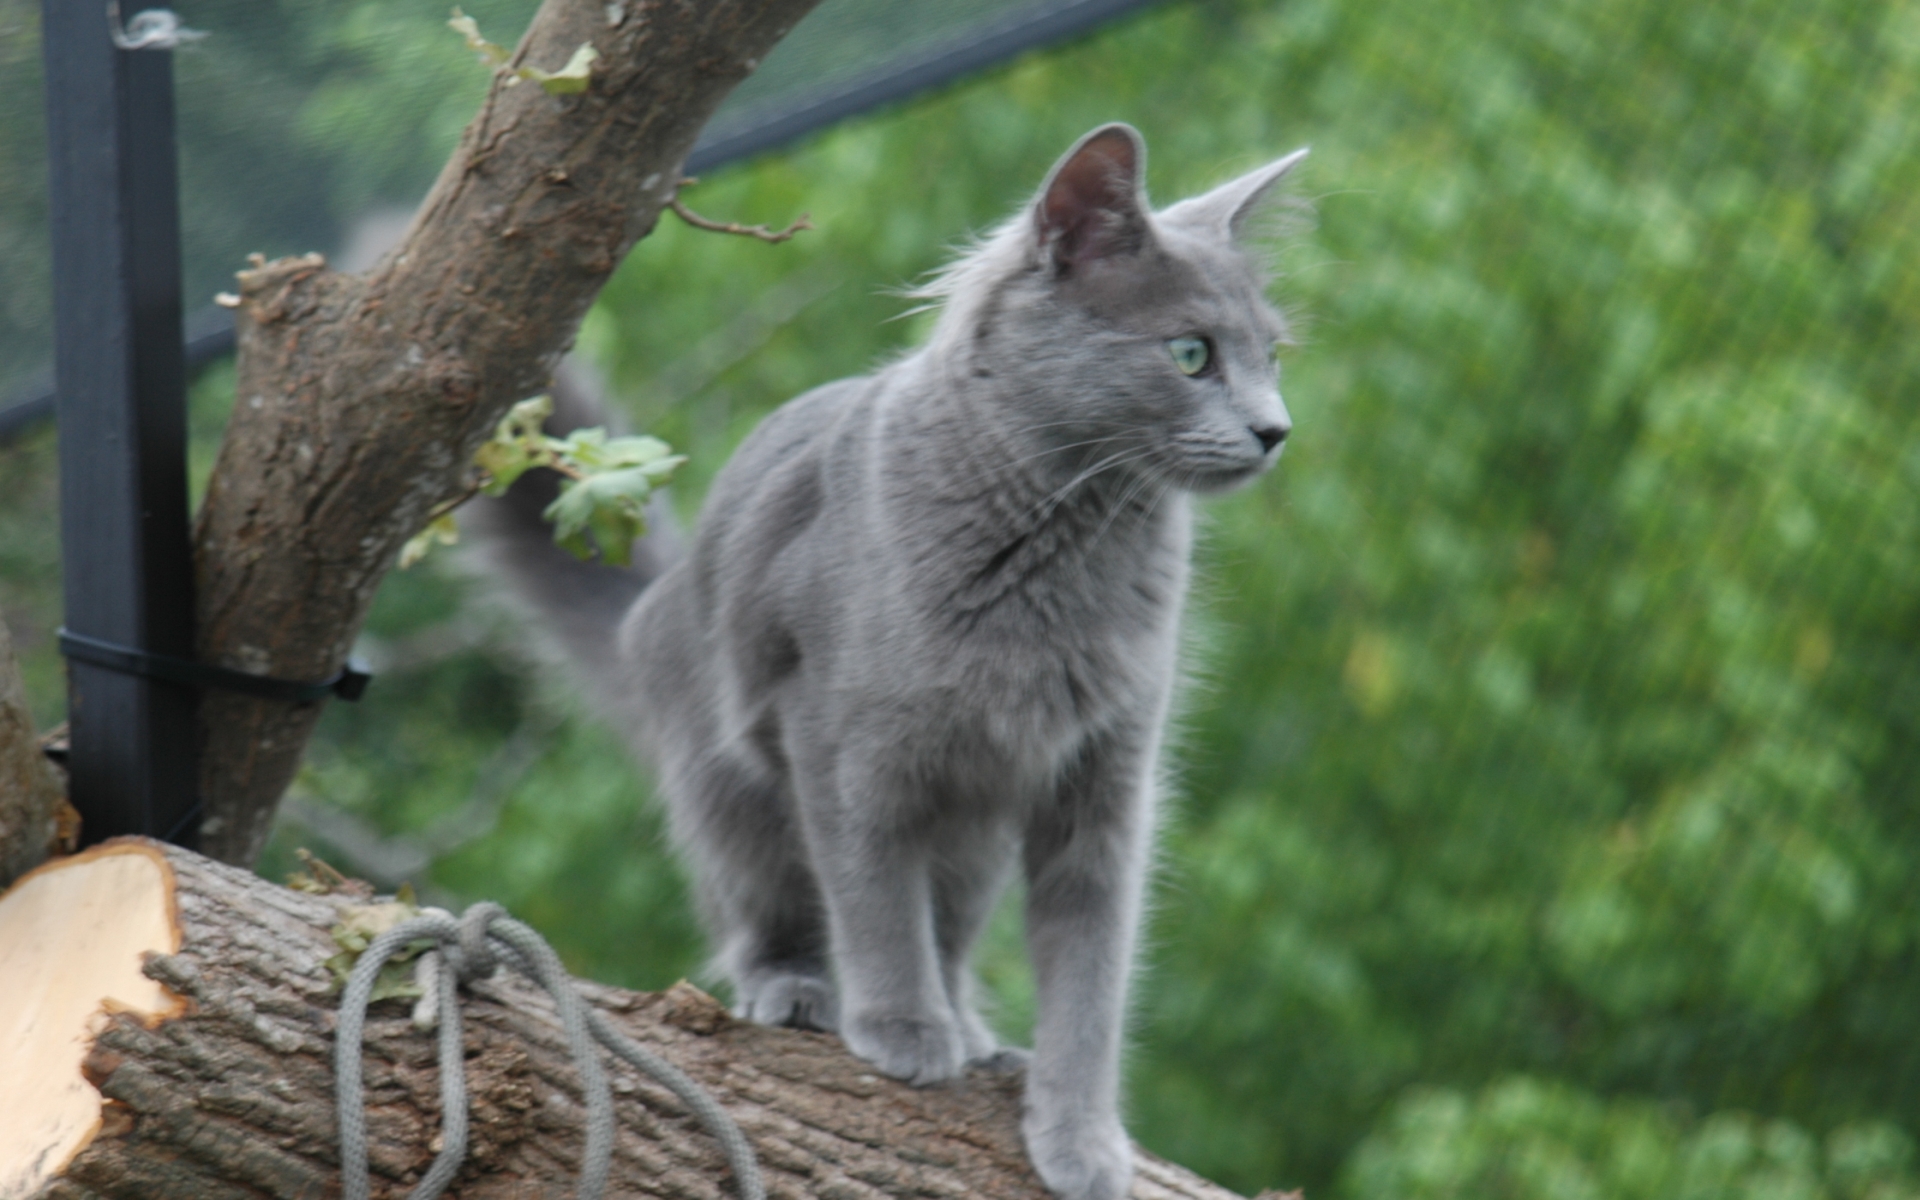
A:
[{"left": 40, "top": 0, "right": 201, "bottom": 846}]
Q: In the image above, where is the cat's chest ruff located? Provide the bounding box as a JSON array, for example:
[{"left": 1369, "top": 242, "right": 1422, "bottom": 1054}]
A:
[
  {"left": 930, "top": 488, "right": 1189, "bottom": 642},
  {"left": 906, "top": 506, "right": 1190, "bottom": 747},
  {"left": 974, "top": 616, "right": 1175, "bottom": 745}
]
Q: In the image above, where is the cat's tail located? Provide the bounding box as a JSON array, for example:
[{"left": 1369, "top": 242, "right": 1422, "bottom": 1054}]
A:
[{"left": 459, "top": 359, "right": 682, "bottom": 696}]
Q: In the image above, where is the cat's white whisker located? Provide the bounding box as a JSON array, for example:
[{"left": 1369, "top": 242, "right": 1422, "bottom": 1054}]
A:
[
  {"left": 1088, "top": 468, "right": 1167, "bottom": 550},
  {"left": 993, "top": 433, "right": 1126, "bottom": 477},
  {"left": 1029, "top": 442, "right": 1154, "bottom": 525}
]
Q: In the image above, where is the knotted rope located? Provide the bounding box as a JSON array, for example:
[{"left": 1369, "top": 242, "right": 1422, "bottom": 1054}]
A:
[{"left": 334, "top": 901, "right": 765, "bottom": 1200}]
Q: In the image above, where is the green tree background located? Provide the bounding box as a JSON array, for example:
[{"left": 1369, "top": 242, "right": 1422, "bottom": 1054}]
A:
[{"left": 2, "top": 0, "right": 1916, "bottom": 1195}]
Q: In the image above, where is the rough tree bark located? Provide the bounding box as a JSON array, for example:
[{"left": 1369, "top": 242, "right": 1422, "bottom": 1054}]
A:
[
  {"left": 0, "top": 611, "right": 68, "bottom": 887},
  {"left": 192, "top": 0, "right": 822, "bottom": 865},
  {"left": 1, "top": 840, "right": 1249, "bottom": 1200}
]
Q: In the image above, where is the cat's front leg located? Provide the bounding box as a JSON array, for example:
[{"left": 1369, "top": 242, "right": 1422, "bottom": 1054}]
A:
[
  {"left": 794, "top": 750, "right": 967, "bottom": 1085},
  {"left": 1020, "top": 735, "right": 1155, "bottom": 1200}
]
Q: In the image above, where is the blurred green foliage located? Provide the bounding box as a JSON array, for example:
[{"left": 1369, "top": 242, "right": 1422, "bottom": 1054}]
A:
[
  {"left": 2, "top": 0, "right": 1916, "bottom": 1196},
  {"left": 1347, "top": 1079, "right": 1919, "bottom": 1200}
]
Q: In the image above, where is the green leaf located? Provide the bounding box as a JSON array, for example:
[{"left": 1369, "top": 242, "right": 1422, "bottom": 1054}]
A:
[
  {"left": 448, "top": 387, "right": 684, "bottom": 567},
  {"left": 542, "top": 476, "right": 605, "bottom": 561},
  {"left": 540, "top": 464, "right": 669, "bottom": 565},
  {"left": 323, "top": 948, "right": 429, "bottom": 1000},
  {"left": 553, "top": 430, "right": 675, "bottom": 476},
  {"left": 596, "top": 435, "right": 676, "bottom": 468},
  {"left": 325, "top": 898, "right": 432, "bottom": 996},
  {"left": 500, "top": 394, "right": 554, "bottom": 437},
  {"left": 399, "top": 511, "right": 460, "bottom": 569},
  {"left": 474, "top": 439, "right": 537, "bottom": 494},
  {"left": 552, "top": 425, "right": 610, "bottom": 466},
  {"left": 642, "top": 454, "right": 686, "bottom": 484},
  {"left": 476, "top": 395, "right": 555, "bottom": 494},
  {"left": 447, "top": 7, "right": 508, "bottom": 67},
  {"left": 553, "top": 526, "right": 596, "bottom": 562},
  {"left": 519, "top": 44, "right": 599, "bottom": 95},
  {"left": 589, "top": 504, "right": 639, "bottom": 568},
  {"left": 332, "top": 898, "right": 422, "bottom": 952}
]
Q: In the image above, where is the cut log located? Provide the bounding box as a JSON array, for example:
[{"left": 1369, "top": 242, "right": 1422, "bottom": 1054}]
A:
[
  {"left": 0, "top": 844, "right": 183, "bottom": 1197},
  {"left": 0, "top": 839, "right": 1246, "bottom": 1200}
]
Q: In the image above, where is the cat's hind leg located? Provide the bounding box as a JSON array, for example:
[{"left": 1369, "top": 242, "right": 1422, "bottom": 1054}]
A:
[
  {"left": 665, "top": 751, "right": 838, "bottom": 1031},
  {"left": 717, "top": 897, "right": 838, "bottom": 1035},
  {"left": 931, "top": 816, "right": 1027, "bottom": 1068}
]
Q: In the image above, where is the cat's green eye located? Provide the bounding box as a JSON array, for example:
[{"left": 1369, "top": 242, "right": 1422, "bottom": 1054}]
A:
[{"left": 1168, "top": 336, "right": 1211, "bottom": 376}]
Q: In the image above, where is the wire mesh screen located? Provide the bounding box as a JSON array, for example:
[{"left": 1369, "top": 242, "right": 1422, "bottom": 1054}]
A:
[
  {"left": 0, "top": 0, "right": 1137, "bottom": 405},
  {"left": 2, "top": 0, "right": 1918, "bottom": 1197},
  {"left": 711, "top": 0, "right": 1048, "bottom": 125},
  {"left": 0, "top": 0, "right": 52, "bottom": 399}
]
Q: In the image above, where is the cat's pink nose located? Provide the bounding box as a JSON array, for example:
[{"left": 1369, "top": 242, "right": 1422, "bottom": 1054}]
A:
[{"left": 1252, "top": 425, "right": 1289, "bottom": 453}]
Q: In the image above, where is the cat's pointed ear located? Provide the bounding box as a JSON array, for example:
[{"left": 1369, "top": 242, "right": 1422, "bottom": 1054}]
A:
[
  {"left": 1033, "top": 123, "right": 1151, "bottom": 273},
  {"left": 1162, "top": 147, "right": 1309, "bottom": 242}
]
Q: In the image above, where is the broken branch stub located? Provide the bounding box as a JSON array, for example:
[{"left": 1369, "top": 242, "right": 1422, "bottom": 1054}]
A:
[{"left": 0, "top": 612, "right": 69, "bottom": 887}]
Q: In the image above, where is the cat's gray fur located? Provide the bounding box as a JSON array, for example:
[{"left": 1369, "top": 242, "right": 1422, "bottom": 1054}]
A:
[{"left": 473, "top": 124, "right": 1305, "bottom": 1200}]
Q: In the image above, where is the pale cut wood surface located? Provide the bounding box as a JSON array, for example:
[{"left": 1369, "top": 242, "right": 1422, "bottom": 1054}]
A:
[{"left": 0, "top": 843, "right": 183, "bottom": 1198}]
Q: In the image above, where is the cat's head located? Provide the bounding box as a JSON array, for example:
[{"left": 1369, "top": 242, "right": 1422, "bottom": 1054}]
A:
[{"left": 928, "top": 124, "right": 1306, "bottom": 495}]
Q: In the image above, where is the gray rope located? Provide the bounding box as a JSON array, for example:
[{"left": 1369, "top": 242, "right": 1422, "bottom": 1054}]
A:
[{"left": 335, "top": 902, "right": 764, "bottom": 1200}]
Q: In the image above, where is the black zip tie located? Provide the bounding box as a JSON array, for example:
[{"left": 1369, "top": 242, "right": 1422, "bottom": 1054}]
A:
[{"left": 58, "top": 627, "right": 371, "bottom": 704}]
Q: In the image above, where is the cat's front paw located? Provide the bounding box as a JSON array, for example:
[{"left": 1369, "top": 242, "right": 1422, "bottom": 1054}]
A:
[
  {"left": 956, "top": 1004, "right": 1011, "bottom": 1063},
  {"left": 735, "top": 971, "right": 839, "bottom": 1032},
  {"left": 843, "top": 1011, "right": 966, "bottom": 1085},
  {"left": 970, "top": 1045, "right": 1032, "bottom": 1073},
  {"left": 1022, "top": 1113, "right": 1133, "bottom": 1200}
]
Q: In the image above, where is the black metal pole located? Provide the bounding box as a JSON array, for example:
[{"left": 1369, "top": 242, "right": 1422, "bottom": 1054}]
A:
[{"left": 41, "top": 0, "right": 200, "bottom": 847}]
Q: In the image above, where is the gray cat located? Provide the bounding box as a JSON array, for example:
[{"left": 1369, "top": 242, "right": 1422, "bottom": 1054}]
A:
[{"left": 474, "top": 123, "right": 1305, "bottom": 1200}]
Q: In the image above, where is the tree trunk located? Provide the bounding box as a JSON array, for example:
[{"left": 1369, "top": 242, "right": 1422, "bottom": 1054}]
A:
[
  {"left": 191, "top": 0, "right": 822, "bottom": 865},
  {"left": 0, "top": 611, "right": 69, "bottom": 887},
  {"left": 1, "top": 840, "right": 1245, "bottom": 1200}
]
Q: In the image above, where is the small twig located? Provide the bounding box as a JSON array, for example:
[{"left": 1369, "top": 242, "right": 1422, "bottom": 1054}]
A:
[
  {"left": 424, "top": 474, "right": 488, "bottom": 525},
  {"left": 420, "top": 450, "right": 580, "bottom": 527},
  {"left": 414, "top": 453, "right": 579, "bottom": 542},
  {"left": 291, "top": 848, "right": 373, "bottom": 898},
  {"left": 669, "top": 177, "right": 812, "bottom": 244}
]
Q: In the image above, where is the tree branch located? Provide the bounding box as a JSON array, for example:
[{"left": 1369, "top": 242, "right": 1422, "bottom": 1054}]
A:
[
  {"left": 191, "top": 0, "right": 824, "bottom": 864},
  {"left": 0, "top": 612, "right": 70, "bottom": 887},
  {"left": 669, "top": 177, "right": 813, "bottom": 243}
]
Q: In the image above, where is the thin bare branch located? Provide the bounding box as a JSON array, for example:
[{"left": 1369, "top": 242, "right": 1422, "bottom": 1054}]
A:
[{"left": 670, "top": 177, "right": 813, "bottom": 243}]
